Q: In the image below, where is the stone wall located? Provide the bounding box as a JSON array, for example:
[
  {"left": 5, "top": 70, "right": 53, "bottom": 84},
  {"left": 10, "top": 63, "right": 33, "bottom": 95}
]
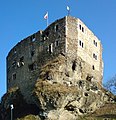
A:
[
  {"left": 6, "top": 16, "right": 103, "bottom": 102},
  {"left": 65, "top": 16, "right": 103, "bottom": 83},
  {"left": 7, "top": 17, "right": 66, "bottom": 102}
]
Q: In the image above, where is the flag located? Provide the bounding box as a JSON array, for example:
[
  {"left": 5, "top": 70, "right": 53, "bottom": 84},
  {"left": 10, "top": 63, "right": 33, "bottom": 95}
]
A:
[
  {"left": 67, "top": 6, "right": 70, "bottom": 11},
  {"left": 44, "top": 12, "right": 48, "bottom": 19}
]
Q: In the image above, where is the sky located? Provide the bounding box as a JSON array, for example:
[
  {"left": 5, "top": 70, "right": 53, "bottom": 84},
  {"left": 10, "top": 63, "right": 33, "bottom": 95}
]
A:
[{"left": 0, "top": 0, "right": 116, "bottom": 99}]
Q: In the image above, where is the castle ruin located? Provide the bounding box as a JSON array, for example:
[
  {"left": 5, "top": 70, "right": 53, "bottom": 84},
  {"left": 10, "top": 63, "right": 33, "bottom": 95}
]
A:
[{"left": 7, "top": 16, "right": 103, "bottom": 102}]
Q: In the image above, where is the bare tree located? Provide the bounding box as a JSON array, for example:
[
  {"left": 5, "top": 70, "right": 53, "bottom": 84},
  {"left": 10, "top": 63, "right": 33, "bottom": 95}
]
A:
[{"left": 103, "top": 75, "right": 116, "bottom": 95}]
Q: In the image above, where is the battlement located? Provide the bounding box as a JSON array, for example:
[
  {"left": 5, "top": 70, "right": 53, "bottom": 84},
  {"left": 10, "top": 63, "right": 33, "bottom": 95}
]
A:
[{"left": 7, "top": 16, "right": 103, "bottom": 101}]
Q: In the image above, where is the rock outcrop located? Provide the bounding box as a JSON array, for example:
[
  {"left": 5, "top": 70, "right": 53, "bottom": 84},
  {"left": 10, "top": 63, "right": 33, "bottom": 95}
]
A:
[{"left": 33, "top": 80, "right": 116, "bottom": 120}]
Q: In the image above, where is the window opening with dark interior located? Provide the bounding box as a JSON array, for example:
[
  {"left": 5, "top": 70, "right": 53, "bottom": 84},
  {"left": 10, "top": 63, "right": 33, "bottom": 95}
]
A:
[
  {"left": 55, "top": 24, "right": 59, "bottom": 32},
  {"left": 95, "top": 42, "right": 97, "bottom": 47},
  {"left": 20, "top": 56, "right": 24, "bottom": 66},
  {"left": 93, "top": 40, "right": 96, "bottom": 45},
  {"left": 14, "top": 48, "right": 17, "bottom": 54},
  {"left": 93, "top": 40, "right": 97, "bottom": 47},
  {"left": 48, "top": 44, "right": 53, "bottom": 54},
  {"left": 55, "top": 40, "right": 59, "bottom": 47},
  {"left": 28, "top": 63, "right": 37, "bottom": 71},
  {"left": 92, "top": 65, "right": 95, "bottom": 70},
  {"left": 93, "top": 53, "right": 97, "bottom": 60},
  {"left": 79, "top": 40, "right": 84, "bottom": 48},
  {"left": 31, "top": 50, "right": 35, "bottom": 57},
  {"left": 12, "top": 73, "right": 16, "bottom": 80},
  {"left": 82, "top": 42, "right": 84, "bottom": 48},
  {"left": 42, "top": 35, "right": 46, "bottom": 41},
  {"left": 79, "top": 24, "right": 81, "bottom": 30},
  {"left": 79, "top": 40, "right": 81, "bottom": 46},
  {"left": 12, "top": 60, "right": 16, "bottom": 68},
  {"left": 82, "top": 27, "right": 84, "bottom": 32},
  {"left": 46, "top": 31, "right": 49, "bottom": 37},
  {"left": 72, "top": 60, "right": 76, "bottom": 71}
]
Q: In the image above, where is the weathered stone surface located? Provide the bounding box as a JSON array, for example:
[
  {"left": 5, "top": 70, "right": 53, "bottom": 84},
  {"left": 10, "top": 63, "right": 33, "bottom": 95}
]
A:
[
  {"left": 6, "top": 16, "right": 103, "bottom": 104},
  {"left": 0, "top": 55, "right": 116, "bottom": 119},
  {"left": 33, "top": 79, "right": 115, "bottom": 120}
]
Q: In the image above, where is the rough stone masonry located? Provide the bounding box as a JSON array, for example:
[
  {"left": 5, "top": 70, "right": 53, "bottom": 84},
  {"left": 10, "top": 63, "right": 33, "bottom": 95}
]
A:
[{"left": 6, "top": 16, "right": 103, "bottom": 103}]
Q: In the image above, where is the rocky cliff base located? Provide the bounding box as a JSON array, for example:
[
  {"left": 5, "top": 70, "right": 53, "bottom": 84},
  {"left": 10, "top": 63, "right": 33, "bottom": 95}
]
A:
[{"left": 0, "top": 79, "right": 116, "bottom": 120}]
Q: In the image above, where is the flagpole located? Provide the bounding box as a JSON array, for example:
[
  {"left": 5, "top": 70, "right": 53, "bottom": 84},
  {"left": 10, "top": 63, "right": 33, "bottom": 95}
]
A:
[
  {"left": 68, "top": 10, "right": 70, "bottom": 16},
  {"left": 47, "top": 15, "right": 48, "bottom": 27}
]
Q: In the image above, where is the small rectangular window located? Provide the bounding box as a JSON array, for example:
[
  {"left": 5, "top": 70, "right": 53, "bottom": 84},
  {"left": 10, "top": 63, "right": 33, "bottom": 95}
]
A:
[
  {"left": 12, "top": 73, "right": 16, "bottom": 80},
  {"left": 20, "top": 56, "right": 24, "bottom": 66},
  {"left": 92, "top": 65, "right": 95, "bottom": 70},
  {"left": 55, "top": 40, "right": 59, "bottom": 47},
  {"left": 28, "top": 63, "right": 37, "bottom": 71},
  {"left": 12, "top": 60, "right": 16, "bottom": 68},
  {"left": 95, "top": 42, "right": 97, "bottom": 47},
  {"left": 93, "top": 40, "right": 97, "bottom": 47},
  {"left": 79, "top": 40, "right": 84, "bottom": 48},
  {"left": 79, "top": 24, "right": 81, "bottom": 30},
  {"left": 48, "top": 43, "right": 53, "bottom": 54},
  {"left": 46, "top": 31, "right": 49, "bottom": 37},
  {"left": 31, "top": 50, "right": 35, "bottom": 57},
  {"left": 55, "top": 25, "right": 59, "bottom": 32},
  {"left": 79, "top": 40, "right": 81, "bottom": 46},
  {"left": 42, "top": 35, "right": 46, "bottom": 41},
  {"left": 82, "top": 42, "right": 84, "bottom": 48},
  {"left": 82, "top": 27, "right": 84, "bottom": 32},
  {"left": 93, "top": 40, "right": 96, "bottom": 45},
  {"left": 93, "top": 53, "right": 97, "bottom": 60},
  {"left": 14, "top": 48, "right": 17, "bottom": 54}
]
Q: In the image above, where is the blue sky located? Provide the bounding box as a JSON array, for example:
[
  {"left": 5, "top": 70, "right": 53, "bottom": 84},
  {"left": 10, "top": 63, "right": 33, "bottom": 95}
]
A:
[{"left": 0, "top": 0, "right": 116, "bottom": 98}]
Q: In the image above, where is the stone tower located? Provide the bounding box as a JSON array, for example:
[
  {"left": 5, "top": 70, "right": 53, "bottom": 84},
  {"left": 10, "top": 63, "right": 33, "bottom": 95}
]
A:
[{"left": 7, "top": 16, "right": 103, "bottom": 102}]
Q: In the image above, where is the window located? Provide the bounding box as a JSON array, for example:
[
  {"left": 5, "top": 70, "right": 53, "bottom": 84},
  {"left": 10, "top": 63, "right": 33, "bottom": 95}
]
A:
[
  {"left": 95, "top": 42, "right": 97, "bottom": 47},
  {"left": 93, "top": 40, "right": 95, "bottom": 45},
  {"left": 28, "top": 63, "right": 37, "bottom": 71},
  {"left": 79, "top": 40, "right": 84, "bottom": 48},
  {"left": 31, "top": 50, "right": 35, "bottom": 57},
  {"left": 48, "top": 43, "right": 53, "bottom": 54},
  {"left": 93, "top": 53, "right": 97, "bottom": 60},
  {"left": 92, "top": 65, "right": 95, "bottom": 70},
  {"left": 14, "top": 48, "right": 17, "bottom": 54},
  {"left": 55, "top": 40, "right": 59, "bottom": 47},
  {"left": 12, "top": 73, "right": 16, "bottom": 80},
  {"left": 46, "top": 31, "right": 49, "bottom": 37},
  {"left": 79, "top": 40, "right": 81, "bottom": 46},
  {"left": 79, "top": 24, "right": 84, "bottom": 33},
  {"left": 12, "top": 60, "right": 16, "bottom": 68},
  {"left": 20, "top": 56, "right": 24, "bottom": 66},
  {"left": 55, "top": 24, "right": 59, "bottom": 32},
  {"left": 42, "top": 35, "right": 46, "bottom": 41},
  {"left": 93, "top": 40, "right": 97, "bottom": 47},
  {"left": 82, "top": 42, "right": 84, "bottom": 48},
  {"left": 82, "top": 27, "right": 84, "bottom": 32},
  {"left": 79, "top": 24, "right": 81, "bottom": 30},
  {"left": 72, "top": 60, "right": 76, "bottom": 71}
]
